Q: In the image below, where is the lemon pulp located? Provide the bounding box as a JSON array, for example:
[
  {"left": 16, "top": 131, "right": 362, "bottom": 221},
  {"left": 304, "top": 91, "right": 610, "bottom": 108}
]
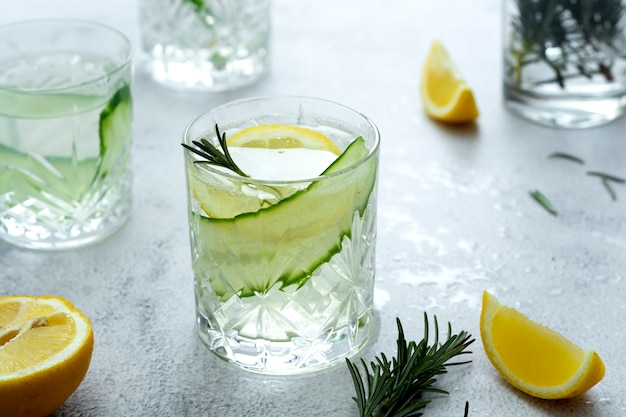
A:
[
  {"left": 420, "top": 40, "right": 479, "bottom": 123},
  {"left": 480, "top": 291, "right": 605, "bottom": 399}
]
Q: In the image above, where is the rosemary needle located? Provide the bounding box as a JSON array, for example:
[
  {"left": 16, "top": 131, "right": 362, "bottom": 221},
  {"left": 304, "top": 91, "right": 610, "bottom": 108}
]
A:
[
  {"left": 587, "top": 171, "right": 625, "bottom": 201},
  {"left": 181, "top": 124, "right": 249, "bottom": 177},
  {"left": 529, "top": 190, "right": 558, "bottom": 216},
  {"left": 601, "top": 178, "right": 618, "bottom": 201},
  {"left": 586, "top": 171, "right": 626, "bottom": 184},
  {"left": 547, "top": 152, "right": 585, "bottom": 164}
]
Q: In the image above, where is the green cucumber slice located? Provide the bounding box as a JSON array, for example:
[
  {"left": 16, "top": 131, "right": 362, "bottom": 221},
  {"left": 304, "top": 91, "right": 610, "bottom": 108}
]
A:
[
  {"left": 96, "top": 85, "right": 132, "bottom": 178},
  {"left": 192, "top": 136, "right": 377, "bottom": 299}
]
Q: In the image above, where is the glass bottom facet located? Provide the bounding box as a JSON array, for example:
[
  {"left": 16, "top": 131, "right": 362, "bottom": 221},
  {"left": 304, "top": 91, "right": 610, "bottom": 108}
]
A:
[
  {"left": 0, "top": 172, "right": 132, "bottom": 250},
  {"left": 195, "top": 309, "right": 373, "bottom": 375},
  {"left": 142, "top": 50, "right": 267, "bottom": 92},
  {"left": 504, "top": 84, "right": 626, "bottom": 129}
]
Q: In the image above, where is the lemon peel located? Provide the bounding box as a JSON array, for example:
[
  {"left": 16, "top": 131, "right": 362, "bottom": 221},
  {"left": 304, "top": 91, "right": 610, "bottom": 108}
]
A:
[
  {"left": 480, "top": 291, "right": 605, "bottom": 399},
  {"left": 0, "top": 295, "right": 94, "bottom": 417},
  {"left": 420, "top": 40, "right": 479, "bottom": 123}
]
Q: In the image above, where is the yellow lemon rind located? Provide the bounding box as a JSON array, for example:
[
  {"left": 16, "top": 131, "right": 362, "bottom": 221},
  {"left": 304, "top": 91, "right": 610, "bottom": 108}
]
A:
[
  {"left": 421, "top": 83, "right": 479, "bottom": 123},
  {"left": 480, "top": 291, "right": 605, "bottom": 400},
  {"left": 420, "top": 40, "right": 479, "bottom": 124},
  {"left": 0, "top": 295, "right": 94, "bottom": 417}
]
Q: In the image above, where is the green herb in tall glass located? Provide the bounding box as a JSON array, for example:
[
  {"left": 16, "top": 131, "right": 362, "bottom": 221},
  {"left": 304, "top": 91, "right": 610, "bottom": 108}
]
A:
[{"left": 508, "top": 0, "right": 625, "bottom": 88}]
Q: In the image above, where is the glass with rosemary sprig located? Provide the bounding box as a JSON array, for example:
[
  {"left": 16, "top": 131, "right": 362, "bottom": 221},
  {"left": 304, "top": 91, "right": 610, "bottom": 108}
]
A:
[
  {"left": 503, "top": 0, "right": 626, "bottom": 128},
  {"left": 138, "top": 0, "right": 270, "bottom": 91},
  {"left": 182, "top": 96, "right": 380, "bottom": 374}
]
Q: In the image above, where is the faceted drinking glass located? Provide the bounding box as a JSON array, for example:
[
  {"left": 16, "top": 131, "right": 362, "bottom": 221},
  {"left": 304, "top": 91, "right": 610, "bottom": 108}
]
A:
[
  {"left": 0, "top": 20, "right": 133, "bottom": 249},
  {"left": 183, "top": 96, "right": 380, "bottom": 374},
  {"left": 503, "top": 0, "right": 626, "bottom": 128},
  {"left": 139, "top": 0, "right": 271, "bottom": 91}
]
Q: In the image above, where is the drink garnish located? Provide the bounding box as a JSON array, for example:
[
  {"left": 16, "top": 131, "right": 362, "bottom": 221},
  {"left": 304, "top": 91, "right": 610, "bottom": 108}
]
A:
[
  {"left": 346, "top": 314, "right": 473, "bottom": 417},
  {"left": 182, "top": 124, "right": 249, "bottom": 177}
]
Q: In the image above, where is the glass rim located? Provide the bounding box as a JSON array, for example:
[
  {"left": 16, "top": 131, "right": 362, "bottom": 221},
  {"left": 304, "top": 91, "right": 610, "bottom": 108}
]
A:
[
  {"left": 183, "top": 95, "right": 381, "bottom": 185},
  {"left": 0, "top": 18, "right": 132, "bottom": 93}
]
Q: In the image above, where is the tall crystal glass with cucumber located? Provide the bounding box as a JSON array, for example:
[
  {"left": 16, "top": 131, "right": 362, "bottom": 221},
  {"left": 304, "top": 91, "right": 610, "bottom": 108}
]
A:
[
  {"left": 0, "top": 20, "right": 133, "bottom": 249},
  {"left": 183, "top": 97, "right": 380, "bottom": 374}
]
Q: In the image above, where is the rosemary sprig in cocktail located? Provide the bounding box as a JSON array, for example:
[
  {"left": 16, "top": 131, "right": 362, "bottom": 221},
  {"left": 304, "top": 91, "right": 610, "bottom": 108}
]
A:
[{"left": 182, "top": 124, "right": 249, "bottom": 177}]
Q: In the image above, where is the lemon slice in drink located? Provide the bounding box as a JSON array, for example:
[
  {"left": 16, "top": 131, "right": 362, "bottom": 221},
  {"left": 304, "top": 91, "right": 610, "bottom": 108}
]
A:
[
  {"left": 189, "top": 124, "right": 342, "bottom": 219},
  {"left": 480, "top": 291, "right": 605, "bottom": 399},
  {"left": 227, "top": 124, "right": 342, "bottom": 153}
]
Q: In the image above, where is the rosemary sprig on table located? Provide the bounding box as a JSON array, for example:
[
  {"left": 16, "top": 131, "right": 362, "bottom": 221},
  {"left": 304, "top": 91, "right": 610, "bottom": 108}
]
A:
[
  {"left": 181, "top": 124, "right": 249, "bottom": 177},
  {"left": 346, "top": 314, "right": 474, "bottom": 417},
  {"left": 509, "top": 0, "right": 625, "bottom": 88}
]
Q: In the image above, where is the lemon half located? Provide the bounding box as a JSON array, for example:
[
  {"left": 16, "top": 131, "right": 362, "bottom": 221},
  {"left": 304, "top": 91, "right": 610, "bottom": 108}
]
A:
[{"left": 0, "top": 295, "right": 94, "bottom": 417}]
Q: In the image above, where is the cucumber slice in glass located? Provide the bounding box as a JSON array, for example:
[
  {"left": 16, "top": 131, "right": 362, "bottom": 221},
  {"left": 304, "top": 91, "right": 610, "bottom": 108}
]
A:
[{"left": 192, "top": 136, "right": 377, "bottom": 299}]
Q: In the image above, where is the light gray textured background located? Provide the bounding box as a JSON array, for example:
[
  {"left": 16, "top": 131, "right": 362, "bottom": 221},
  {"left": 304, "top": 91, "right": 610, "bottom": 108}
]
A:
[{"left": 2, "top": 1, "right": 626, "bottom": 416}]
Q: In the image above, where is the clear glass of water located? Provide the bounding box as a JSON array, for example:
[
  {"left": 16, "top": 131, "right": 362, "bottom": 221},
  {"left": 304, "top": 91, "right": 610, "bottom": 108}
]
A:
[
  {"left": 183, "top": 96, "right": 380, "bottom": 374},
  {"left": 0, "top": 20, "right": 133, "bottom": 250},
  {"left": 503, "top": 0, "right": 626, "bottom": 128},
  {"left": 139, "top": 0, "right": 270, "bottom": 92}
]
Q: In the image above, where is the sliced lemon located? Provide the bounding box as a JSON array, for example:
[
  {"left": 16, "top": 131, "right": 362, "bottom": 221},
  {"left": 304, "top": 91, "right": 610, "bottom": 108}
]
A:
[
  {"left": 189, "top": 124, "right": 341, "bottom": 219},
  {"left": 420, "top": 40, "right": 479, "bottom": 123},
  {"left": 227, "top": 124, "right": 342, "bottom": 154},
  {"left": 0, "top": 295, "right": 94, "bottom": 417},
  {"left": 480, "top": 291, "right": 605, "bottom": 399}
]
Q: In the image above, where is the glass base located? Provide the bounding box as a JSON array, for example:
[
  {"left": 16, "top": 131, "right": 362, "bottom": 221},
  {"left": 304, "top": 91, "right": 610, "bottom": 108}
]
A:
[
  {"left": 504, "top": 85, "right": 626, "bottom": 129},
  {"left": 0, "top": 173, "right": 132, "bottom": 250},
  {"left": 196, "top": 310, "right": 374, "bottom": 375},
  {"left": 142, "top": 52, "right": 267, "bottom": 92}
]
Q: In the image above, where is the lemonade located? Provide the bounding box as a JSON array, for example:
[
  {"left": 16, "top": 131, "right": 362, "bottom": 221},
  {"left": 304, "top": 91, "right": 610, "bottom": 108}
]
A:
[
  {"left": 0, "top": 21, "right": 133, "bottom": 249},
  {"left": 183, "top": 97, "right": 380, "bottom": 374}
]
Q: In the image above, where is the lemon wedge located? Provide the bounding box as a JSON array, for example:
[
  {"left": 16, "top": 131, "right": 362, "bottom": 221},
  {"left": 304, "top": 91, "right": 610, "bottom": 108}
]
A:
[
  {"left": 480, "top": 291, "right": 605, "bottom": 399},
  {"left": 420, "top": 40, "right": 479, "bottom": 123},
  {"left": 0, "top": 295, "right": 94, "bottom": 417}
]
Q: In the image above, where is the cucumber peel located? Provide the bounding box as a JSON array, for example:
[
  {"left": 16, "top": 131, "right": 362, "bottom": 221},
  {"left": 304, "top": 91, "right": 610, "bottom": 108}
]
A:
[
  {"left": 193, "top": 136, "right": 377, "bottom": 299},
  {"left": 96, "top": 85, "right": 132, "bottom": 178}
]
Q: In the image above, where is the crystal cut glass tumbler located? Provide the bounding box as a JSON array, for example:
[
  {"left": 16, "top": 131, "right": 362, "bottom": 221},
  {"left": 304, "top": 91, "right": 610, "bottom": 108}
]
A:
[
  {"left": 0, "top": 20, "right": 133, "bottom": 249},
  {"left": 503, "top": 0, "right": 626, "bottom": 128},
  {"left": 183, "top": 96, "right": 380, "bottom": 374},
  {"left": 139, "top": 0, "right": 270, "bottom": 91}
]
